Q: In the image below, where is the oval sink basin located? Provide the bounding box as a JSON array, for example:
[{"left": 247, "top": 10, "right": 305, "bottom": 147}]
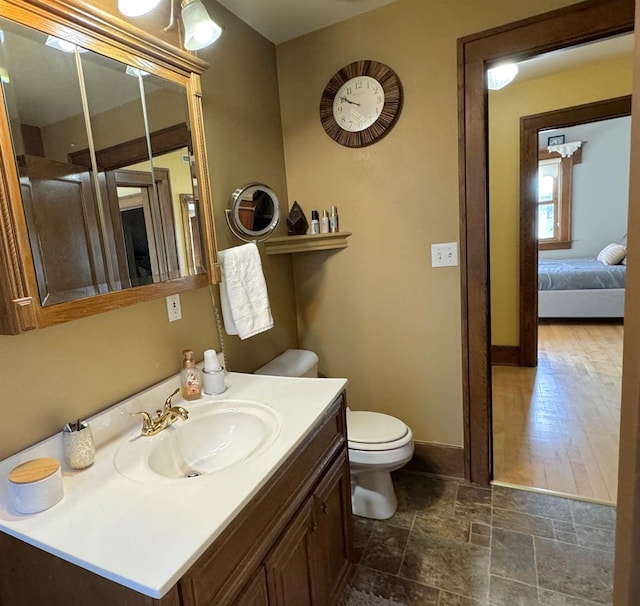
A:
[{"left": 115, "top": 400, "right": 282, "bottom": 482}]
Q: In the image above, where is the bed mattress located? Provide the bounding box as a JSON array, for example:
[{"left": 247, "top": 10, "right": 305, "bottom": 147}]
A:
[{"left": 538, "top": 257, "right": 626, "bottom": 290}]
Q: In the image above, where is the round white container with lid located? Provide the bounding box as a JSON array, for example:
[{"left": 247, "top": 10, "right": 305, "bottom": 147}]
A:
[{"left": 8, "top": 457, "right": 64, "bottom": 514}]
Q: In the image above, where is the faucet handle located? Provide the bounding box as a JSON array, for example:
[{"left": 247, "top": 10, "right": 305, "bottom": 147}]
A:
[{"left": 163, "top": 388, "right": 181, "bottom": 411}]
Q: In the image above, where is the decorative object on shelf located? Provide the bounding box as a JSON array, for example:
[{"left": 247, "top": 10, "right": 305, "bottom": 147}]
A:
[
  {"left": 226, "top": 183, "right": 280, "bottom": 243},
  {"left": 286, "top": 201, "right": 309, "bottom": 235},
  {"left": 548, "top": 140, "right": 583, "bottom": 158},
  {"left": 62, "top": 421, "right": 96, "bottom": 469},
  {"left": 547, "top": 134, "right": 565, "bottom": 146},
  {"left": 118, "top": 0, "right": 222, "bottom": 50},
  {"left": 320, "top": 60, "right": 402, "bottom": 148}
]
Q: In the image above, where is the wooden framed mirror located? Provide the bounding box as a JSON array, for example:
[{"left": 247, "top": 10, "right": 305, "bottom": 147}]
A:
[{"left": 0, "top": 0, "right": 218, "bottom": 334}]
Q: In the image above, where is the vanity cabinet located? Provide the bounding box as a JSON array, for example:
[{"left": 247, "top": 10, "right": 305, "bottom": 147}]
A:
[
  {"left": 264, "top": 454, "right": 352, "bottom": 606},
  {"left": 181, "top": 394, "right": 353, "bottom": 606},
  {"left": 0, "top": 393, "right": 354, "bottom": 606}
]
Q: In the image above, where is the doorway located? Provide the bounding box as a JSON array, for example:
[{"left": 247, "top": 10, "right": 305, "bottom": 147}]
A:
[
  {"left": 491, "top": 94, "right": 631, "bottom": 502},
  {"left": 457, "top": 0, "right": 633, "bottom": 487},
  {"left": 458, "top": 0, "right": 638, "bottom": 599}
]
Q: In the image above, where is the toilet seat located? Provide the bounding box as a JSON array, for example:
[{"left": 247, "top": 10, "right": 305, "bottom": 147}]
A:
[{"left": 347, "top": 410, "right": 412, "bottom": 451}]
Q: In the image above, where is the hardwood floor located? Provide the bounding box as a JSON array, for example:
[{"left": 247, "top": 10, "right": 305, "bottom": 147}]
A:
[{"left": 492, "top": 321, "right": 623, "bottom": 504}]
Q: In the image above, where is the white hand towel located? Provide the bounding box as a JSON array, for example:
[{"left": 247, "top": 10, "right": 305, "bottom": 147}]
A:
[{"left": 218, "top": 242, "right": 273, "bottom": 340}]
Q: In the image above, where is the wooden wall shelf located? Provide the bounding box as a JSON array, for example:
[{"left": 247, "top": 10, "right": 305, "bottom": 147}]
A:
[{"left": 264, "top": 232, "right": 351, "bottom": 255}]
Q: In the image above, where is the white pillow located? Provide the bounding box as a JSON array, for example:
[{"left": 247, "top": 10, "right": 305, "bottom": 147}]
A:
[
  {"left": 597, "top": 243, "right": 626, "bottom": 265},
  {"left": 622, "top": 256, "right": 627, "bottom": 265}
]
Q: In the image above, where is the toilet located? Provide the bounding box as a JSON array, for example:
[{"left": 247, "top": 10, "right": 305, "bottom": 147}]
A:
[{"left": 255, "top": 349, "right": 414, "bottom": 520}]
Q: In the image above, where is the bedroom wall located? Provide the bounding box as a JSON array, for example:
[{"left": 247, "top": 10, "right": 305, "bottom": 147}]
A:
[
  {"left": 489, "top": 56, "right": 633, "bottom": 347},
  {"left": 276, "top": 0, "right": 579, "bottom": 448},
  {"left": 539, "top": 117, "right": 631, "bottom": 260}
]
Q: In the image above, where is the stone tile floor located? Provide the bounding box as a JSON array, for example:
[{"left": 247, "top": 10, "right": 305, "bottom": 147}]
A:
[{"left": 341, "top": 471, "right": 616, "bottom": 605}]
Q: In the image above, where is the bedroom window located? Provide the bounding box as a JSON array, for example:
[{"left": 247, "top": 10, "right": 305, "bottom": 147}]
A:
[{"left": 537, "top": 149, "right": 578, "bottom": 250}]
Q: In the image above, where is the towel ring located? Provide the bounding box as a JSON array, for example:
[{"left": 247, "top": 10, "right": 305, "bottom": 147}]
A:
[{"left": 225, "top": 183, "right": 280, "bottom": 243}]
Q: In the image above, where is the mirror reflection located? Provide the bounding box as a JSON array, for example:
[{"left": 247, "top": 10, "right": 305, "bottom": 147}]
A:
[
  {"left": 0, "top": 17, "right": 205, "bottom": 306},
  {"left": 226, "top": 183, "right": 280, "bottom": 242}
]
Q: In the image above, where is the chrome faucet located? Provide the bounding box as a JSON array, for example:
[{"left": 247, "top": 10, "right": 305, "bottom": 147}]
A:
[{"left": 131, "top": 388, "right": 189, "bottom": 436}]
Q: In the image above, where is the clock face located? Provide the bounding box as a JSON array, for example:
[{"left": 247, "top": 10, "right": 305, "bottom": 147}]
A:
[
  {"left": 332, "top": 76, "right": 384, "bottom": 133},
  {"left": 320, "top": 60, "right": 402, "bottom": 148}
]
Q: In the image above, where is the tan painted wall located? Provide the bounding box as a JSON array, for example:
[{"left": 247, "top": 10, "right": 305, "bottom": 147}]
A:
[
  {"left": 276, "top": 0, "right": 578, "bottom": 446},
  {"left": 489, "top": 57, "right": 633, "bottom": 346},
  {"left": 0, "top": 1, "right": 297, "bottom": 461}
]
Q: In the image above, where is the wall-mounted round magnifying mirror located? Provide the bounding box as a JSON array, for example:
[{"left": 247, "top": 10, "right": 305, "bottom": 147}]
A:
[{"left": 225, "top": 183, "right": 280, "bottom": 242}]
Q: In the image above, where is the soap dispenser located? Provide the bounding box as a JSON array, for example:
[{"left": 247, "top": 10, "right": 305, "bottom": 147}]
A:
[
  {"left": 180, "top": 349, "right": 202, "bottom": 401},
  {"left": 202, "top": 349, "right": 226, "bottom": 395}
]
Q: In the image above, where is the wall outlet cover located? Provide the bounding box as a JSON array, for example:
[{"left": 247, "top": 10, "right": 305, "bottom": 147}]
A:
[{"left": 166, "top": 294, "right": 182, "bottom": 322}]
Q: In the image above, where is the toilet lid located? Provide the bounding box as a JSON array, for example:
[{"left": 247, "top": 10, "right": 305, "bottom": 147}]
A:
[{"left": 347, "top": 410, "right": 408, "bottom": 444}]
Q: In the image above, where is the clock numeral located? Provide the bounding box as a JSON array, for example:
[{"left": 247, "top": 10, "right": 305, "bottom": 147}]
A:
[
  {"left": 377, "top": 96, "right": 383, "bottom": 103},
  {"left": 373, "top": 86, "right": 379, "bottom": 93},
  {"left": 337, "top": 105, "right": 343, "bottom": 114},
  {"left": 355, "top": 80, "right": 363, "bottom": 89},
  {"left": 346, "top": 86, "right": 353, "bottom": 95}
]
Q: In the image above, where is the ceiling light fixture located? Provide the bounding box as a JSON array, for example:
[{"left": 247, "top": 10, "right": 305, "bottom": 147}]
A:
[
  {"left": 45, "top": 35, "right": 87, "bottom": 53},
  {"left": 118, "top": 0, "right": 221, "bottom": 51},
  {"left": 118, "top": 0, "right": 162, "bottom": 17},
  {"left": 487, "top": 63, "right": 518, "bottom": 90},
  {"left": 181, "top": 0, "right": 222, "bottom": 50}
]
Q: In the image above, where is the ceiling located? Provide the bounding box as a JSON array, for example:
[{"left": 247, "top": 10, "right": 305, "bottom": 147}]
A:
[
  {"left": 216, "top": 0, "right": 633, "bottom": 83},
  {"left": 515, "top": 33, "right": 634, "bottom": 83},
  {"left": 217, "top": 0, "right": 398, "bottom": 44}
]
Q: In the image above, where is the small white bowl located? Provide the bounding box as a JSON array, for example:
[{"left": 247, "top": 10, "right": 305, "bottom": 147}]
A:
[{"left": 8, "top": 458, "right": 64, "bottom": 514}]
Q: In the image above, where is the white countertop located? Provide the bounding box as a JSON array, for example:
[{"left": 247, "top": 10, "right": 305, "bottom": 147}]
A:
[{"left": 0, "top": 371, "right": 347, "bottom": 598}]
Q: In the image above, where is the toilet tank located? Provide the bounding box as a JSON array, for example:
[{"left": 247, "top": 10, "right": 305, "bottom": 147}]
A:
[{"left": 254, "top": 349, "right": 319, "bottom": 378}]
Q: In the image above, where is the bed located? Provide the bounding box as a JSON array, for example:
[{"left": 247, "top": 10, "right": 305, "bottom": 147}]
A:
[{"left": 538, "top": 257, "right": 626, "bottom": 318}]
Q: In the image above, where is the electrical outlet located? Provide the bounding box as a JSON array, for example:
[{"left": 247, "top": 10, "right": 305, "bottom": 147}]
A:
[
  {"left": 166, "top": 294, "right": 182, "bottom": 322},
  {"left": 431, "top": 242, "right": 458, "bottom": 268}
]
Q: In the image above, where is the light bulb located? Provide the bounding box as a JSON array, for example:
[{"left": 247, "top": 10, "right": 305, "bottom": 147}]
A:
[
  {"left": 118, "top": 0, "right": 162, "bottom": 17},
  {"left": 45, "top": 36, "right": 85, "bottom": 53},
  {"left": 181, "top": 0, "right": 222, "bottom": 50},
  {"left": 487, "top": 63, "right": 518, "bottom": 90}
]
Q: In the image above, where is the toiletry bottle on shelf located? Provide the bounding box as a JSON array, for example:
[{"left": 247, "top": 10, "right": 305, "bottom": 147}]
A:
[
  {"left": 203, "top": 349, "right": 226, "bottom": 395},
  {"left": 321, "top": 209, "right": 330, "bottom": 234},
  {"left": 311, "top": 210, "right": 320, "bottom": 234},
  {"left": 330, "top": 205, "right": 339, "bottom": 233},
  {"left": 180, "top": 349, "right": 201, "bottom": 400}
]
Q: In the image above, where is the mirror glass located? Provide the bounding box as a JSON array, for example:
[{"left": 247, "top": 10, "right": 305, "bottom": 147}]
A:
[
  {"left": 225, "top": 183, "right": 280, "bottom": 242},
  {"left": 0, "top": 17, "right": 205, "bottom": 306}
]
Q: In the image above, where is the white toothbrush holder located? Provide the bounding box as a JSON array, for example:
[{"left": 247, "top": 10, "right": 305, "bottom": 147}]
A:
[
  {"left": 62, "top": 422, "right": 96, "bottom": 470},
  {"left": 203, "top": 367, "right": 226, "bottom": 395}
]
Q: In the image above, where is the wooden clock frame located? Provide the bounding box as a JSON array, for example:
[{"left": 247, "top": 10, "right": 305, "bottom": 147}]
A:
[{"left": 319, "top": 60, "right": 402, "bottom": 148}]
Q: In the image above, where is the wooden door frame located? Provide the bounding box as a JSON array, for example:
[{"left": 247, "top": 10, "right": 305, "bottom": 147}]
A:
[
  {"left": 519, "top": 96, "right": 632, "bottom": 366},
  {"left": 457, "top": 0, "right": 634, "bottom": 485}
]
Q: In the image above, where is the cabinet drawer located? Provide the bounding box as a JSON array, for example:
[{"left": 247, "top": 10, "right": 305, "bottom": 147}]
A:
[{"left": 180, "top": 393, "right": 345, "bottom": 606}]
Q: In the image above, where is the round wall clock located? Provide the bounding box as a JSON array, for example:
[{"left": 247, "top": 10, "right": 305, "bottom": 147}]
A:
[{"left": 319, "top": 60, "right": 402, "bottom": 148}]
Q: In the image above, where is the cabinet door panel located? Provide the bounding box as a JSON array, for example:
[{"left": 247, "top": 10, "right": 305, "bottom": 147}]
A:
[
  {"left": 312, "top": 451, "right": 353, "bottom": 605},
  {"left": 232, "top": 567, "right": 269, "bottom": 606},
  {"left": 265, "top": 498, "right": 315, "bottom": 606}
]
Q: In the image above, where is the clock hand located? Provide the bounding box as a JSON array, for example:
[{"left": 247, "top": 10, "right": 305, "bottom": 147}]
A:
[{"left": 340, "top": 95, "right": 361, "bottom": 106}]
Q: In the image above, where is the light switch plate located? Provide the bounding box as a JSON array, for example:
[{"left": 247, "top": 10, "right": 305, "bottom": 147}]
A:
[
  {"left": 431, "top": 242, "right": 458, "bottom": 267},
  {"left": 166, "top": 294, "right": 182, "bottom": 322}
]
